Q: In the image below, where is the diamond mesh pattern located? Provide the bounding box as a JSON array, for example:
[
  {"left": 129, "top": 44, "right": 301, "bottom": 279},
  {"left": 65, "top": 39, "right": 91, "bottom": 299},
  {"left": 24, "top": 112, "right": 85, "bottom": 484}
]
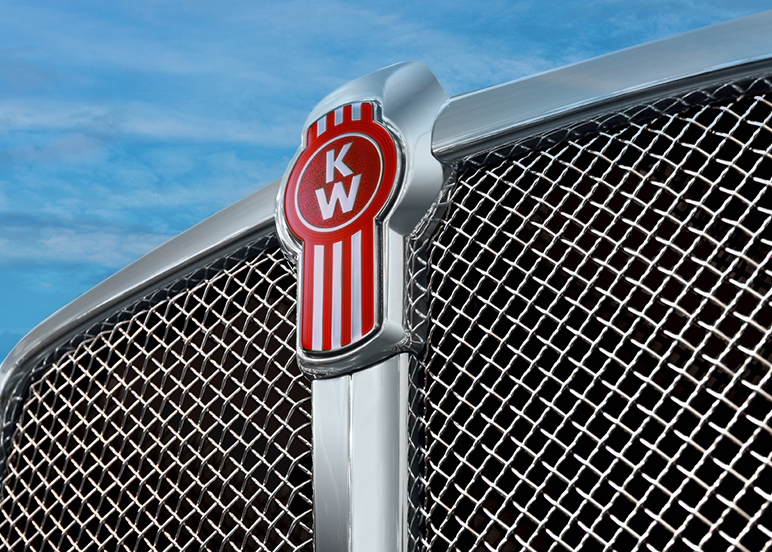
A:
[
  {"left": 422, "top": 91, "right": 772, "bottom": 551},
  {"left": 0, "top": 236, "right": 312, "bottom": 552}
]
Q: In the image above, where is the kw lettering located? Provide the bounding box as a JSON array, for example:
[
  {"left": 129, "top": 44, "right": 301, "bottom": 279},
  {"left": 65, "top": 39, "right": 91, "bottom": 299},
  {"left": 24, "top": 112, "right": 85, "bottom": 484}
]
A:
[
  {"left": 326, "top": 143, "right": 353, "bottom": 183},
  {"left": 317, "top": 142, "right": 360, "bottom": 220},
  {"left": 316, "top": 175, "right": 360, "bottom": 220}
]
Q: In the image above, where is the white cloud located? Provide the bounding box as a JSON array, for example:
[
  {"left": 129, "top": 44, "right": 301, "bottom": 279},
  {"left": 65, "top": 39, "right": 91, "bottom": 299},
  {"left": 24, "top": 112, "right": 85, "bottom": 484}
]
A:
[
  {"left": 0, "top": 99, "right": 300, "bottom": 146},
  {"left": 3, "top": 132, "right": 104, "bottom": 162},
  {"left": 40, "top": 227, "right": 169, "bottom": 266},
  {"left": 0, "top": 218, "right": 172, "bottom": 269}
]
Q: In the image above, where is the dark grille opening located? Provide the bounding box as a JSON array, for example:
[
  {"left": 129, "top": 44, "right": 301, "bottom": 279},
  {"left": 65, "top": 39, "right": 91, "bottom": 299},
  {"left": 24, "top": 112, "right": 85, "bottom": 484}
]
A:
[
  {"left": 0, "top": 236, "right": 313, "bottom": 552},
  {"left": 422, "top": 90, "right": 772, "bottom": 551}
]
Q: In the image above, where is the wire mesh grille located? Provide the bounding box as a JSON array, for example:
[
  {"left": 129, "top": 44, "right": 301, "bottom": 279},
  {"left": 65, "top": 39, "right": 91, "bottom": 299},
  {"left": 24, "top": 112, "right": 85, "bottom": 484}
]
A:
[
  {"left": 421, "top": 90, "right": 772, "bottom": 551},
  {"left": 0, "top": 235, "right": 312, "bottom": 552}
]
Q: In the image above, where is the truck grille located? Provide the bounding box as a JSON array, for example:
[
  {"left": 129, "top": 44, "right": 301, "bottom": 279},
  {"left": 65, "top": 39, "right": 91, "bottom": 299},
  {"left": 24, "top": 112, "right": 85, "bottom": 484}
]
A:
[
  {"left": 0, "top": 235, "right": 313, "bottom": 552},
  {"left": 421, "top": 88, "right": 772, "bottom": 550}
]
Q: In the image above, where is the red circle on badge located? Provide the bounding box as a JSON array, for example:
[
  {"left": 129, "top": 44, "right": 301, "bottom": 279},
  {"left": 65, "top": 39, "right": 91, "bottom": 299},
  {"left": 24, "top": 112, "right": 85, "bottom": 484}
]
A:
[
  {"left": 284, "top": 112, "right": 399, "bottom": 244},
  {"left": 295, "top": 133, "right": 383, "bottom": 231}
]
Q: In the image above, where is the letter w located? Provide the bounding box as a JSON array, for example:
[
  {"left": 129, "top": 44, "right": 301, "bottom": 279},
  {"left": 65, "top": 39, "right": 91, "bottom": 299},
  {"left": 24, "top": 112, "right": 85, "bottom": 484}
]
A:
[{"left": 316, "top": 174, "right": 361, "bottom": 220}]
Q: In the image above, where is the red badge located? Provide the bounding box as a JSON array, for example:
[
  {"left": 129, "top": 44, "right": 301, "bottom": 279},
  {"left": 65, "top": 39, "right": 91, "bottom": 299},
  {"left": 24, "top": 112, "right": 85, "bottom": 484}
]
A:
[{"left": 283, "top": 102, "right": 399, "bottom": 353}]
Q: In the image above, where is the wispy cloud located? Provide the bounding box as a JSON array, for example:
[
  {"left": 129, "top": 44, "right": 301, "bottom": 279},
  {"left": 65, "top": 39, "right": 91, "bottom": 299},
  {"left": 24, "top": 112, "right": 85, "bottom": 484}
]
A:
[
  {"left": 0, "top": 213, "right": 172, "bottom": 268},
  {"left": 0, "top": 100, "right": 301, "bottom": 146},
  {"left": 2, "top": 140, "right": 281, "bottom": 236}
]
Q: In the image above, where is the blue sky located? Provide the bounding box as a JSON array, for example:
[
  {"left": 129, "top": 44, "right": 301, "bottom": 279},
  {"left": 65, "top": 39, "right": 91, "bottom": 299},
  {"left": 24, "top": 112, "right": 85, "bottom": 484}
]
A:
[{"left": 1, "top": 0, "right": 771, "bottom": 361}]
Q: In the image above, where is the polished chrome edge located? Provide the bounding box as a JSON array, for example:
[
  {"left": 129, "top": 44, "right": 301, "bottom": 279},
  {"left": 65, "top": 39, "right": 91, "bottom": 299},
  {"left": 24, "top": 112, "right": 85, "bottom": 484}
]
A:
[
  {"left": 312, "top": 376, "right": 351, "bottom": 552},
  {"left": 313, "top": 354, "right": 409, "bottom": 552},
  {"left": 350, "top": 354, "right": 408, "bottom": 552},
  {"left": 433, "top": 9, "right": 772, "bottom": 161},
  {"left": 276, "top": 61, "right": 449, "bottom": 378},
  {"left": 0, "top": 179, "right": 281, "bottom": 395}
]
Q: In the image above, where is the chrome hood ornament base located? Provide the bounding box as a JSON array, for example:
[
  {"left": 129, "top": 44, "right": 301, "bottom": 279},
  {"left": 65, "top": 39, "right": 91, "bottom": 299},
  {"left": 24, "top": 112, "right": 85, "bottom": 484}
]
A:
[{"left": 276, "top": 61, "right": 448, "bottom": 378}]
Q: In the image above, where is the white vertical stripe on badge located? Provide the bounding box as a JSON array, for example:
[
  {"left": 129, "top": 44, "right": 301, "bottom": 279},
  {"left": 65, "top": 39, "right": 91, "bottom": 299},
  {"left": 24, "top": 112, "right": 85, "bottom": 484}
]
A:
[
  {"left": 316, "top": 117, "right": 326, "bottom": 137},
  {"left": 313, "top": 244, "right": 325, "bottom": 351},
  {"left": 351, "top": 102, "right": 361, "bottom": 121},
  {"left": 334, "top": 107, "right": 344, "bottom": 126},
  {"left": 351, "top": 230, "right": 363, "bottom": 342},
  {"left": 331, "top": 241, "right": 342, "bottom": 350}
]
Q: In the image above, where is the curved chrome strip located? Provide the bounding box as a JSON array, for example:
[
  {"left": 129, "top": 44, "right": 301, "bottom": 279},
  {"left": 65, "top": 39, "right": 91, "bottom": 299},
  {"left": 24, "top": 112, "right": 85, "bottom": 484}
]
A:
[
  {"left": 433, "top": 10, "right": 772, "bottom": 161},
  {"left": 0, "top": 179, "right": 281, "bottom": 389}
]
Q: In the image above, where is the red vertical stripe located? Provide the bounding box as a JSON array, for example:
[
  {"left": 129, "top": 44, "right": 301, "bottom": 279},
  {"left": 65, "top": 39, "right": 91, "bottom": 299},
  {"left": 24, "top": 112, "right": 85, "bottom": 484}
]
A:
[
  {"left": 307, "top": 125, "right": 315, "bottom": 147},
  {"left": 302, "top": 245, "right": 315, "bottom": 350},
  {"left": 361, "top": 223, "right": 375, "bottom": 335},
  {"left": 342, "top": 236, "right": 352, "bottom": 347},
  {"left": 322, "top": 242, "right": 334, "bottom": 350}
]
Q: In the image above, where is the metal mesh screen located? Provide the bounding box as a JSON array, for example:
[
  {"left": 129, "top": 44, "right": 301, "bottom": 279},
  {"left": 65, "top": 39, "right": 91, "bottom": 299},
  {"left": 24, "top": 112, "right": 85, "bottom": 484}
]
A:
[
  {"left": 0, "top": 235, "right": 312, "bottom": 552},
  {"left": 421, "top": 90, "right": 772, "bottom": 550}
]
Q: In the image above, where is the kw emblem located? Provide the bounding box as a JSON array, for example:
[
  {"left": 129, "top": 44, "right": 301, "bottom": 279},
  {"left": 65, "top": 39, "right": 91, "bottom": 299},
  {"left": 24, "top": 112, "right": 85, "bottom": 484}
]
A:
[
  {"left": 281, "top": 102, "right": 400, "bottom": 353},
  {"left": 316, "top": 145, "right": 360, "bottom": 220}
]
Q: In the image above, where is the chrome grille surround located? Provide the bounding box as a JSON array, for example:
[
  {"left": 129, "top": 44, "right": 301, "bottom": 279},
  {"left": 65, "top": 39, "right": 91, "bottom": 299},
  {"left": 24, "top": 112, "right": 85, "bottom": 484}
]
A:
[
  {"left": 0, "top": 233, "right": 313, "bottom": 552},
  {"left": 417, "top": 80, "right": 772, "bottom": 551},
  {"left": 1, "top": 15, "right": 771, "bottom": 552}
]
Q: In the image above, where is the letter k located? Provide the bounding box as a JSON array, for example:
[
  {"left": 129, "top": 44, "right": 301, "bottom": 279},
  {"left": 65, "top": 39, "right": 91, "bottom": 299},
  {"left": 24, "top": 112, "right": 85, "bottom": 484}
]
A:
[{"left": 326, "top": 143, "right": 353, "bottom": 183}]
